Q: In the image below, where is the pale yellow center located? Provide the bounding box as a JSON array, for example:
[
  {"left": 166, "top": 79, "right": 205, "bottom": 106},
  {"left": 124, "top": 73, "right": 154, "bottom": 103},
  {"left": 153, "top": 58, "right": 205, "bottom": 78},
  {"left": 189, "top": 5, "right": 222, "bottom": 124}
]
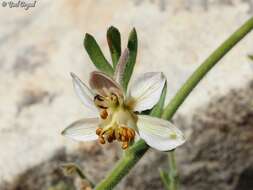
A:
[{"left": 94, "top": 93, "right": 137, "bottom": 149}]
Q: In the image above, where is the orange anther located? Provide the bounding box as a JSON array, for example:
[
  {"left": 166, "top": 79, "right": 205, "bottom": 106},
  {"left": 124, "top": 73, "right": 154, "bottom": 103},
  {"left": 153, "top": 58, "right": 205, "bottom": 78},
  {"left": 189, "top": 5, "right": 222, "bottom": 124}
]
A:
[
  {"left": 100, "top": 109, "right": 108, "bottom": 119},
  {"left": 99, "top": 137, "right": 105, "bottom": 144},
  {"left": 96, "top": 128, "right": 103, "bottom": 135},
  {"left": 127, "top": 130, "right": 133, "bottom": 139},
  {"left": 121, "top": 142, "right": 128, "bottom": 149},
  {"left": 107, "top": 135, "right": 114, "bottom": 143},
  {"left": 121, "top": 135, "right": 126, "bottom": 142},
  {"left": 122, "top": 128, "right": 127, "bottom": 137}
]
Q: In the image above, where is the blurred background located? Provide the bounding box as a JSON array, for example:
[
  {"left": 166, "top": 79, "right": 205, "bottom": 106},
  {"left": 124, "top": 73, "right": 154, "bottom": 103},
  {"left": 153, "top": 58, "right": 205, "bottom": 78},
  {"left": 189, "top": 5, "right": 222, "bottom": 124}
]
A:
[{"left": 0, "top": 0, "right": 253, "bottom": 189}]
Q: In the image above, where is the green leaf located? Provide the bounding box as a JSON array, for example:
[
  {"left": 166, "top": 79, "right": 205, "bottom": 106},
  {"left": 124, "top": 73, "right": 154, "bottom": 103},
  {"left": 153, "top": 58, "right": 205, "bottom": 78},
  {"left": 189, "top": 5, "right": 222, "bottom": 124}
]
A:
[
  {"left": 84, "top": 33, "right": 114, "bottom": 76},
  {"left": 248, "top": 54, "right": 253, "bottom": 60},
  {"left": 122, "top": 28, "right": 138, "bottom": 91},
  {"left": 150, "top": 81, "right": 167, "bottom": 117},
  {"left": 107, "top": 26, "right": 121, "bottom": 68}
]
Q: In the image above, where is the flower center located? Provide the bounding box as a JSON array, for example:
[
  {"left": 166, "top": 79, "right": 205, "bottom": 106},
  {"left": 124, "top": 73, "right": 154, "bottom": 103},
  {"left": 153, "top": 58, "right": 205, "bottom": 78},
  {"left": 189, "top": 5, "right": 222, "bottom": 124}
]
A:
[{"left": 94, "top": 93, "right": 137, "bottom": 149}]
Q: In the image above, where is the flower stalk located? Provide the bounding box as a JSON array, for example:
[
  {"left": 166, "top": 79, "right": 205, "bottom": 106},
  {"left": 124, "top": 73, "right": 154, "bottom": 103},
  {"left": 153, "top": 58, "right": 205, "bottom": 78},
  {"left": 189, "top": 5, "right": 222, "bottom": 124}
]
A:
[
  {"left": 94, "top": 16, "right": 253, "bottom": 190},
  {"left": 168, "top": 151, "right": 179, "bottom": 190},
  {"left": 159, "top": 151, "right": 179, "bottom": 190}
]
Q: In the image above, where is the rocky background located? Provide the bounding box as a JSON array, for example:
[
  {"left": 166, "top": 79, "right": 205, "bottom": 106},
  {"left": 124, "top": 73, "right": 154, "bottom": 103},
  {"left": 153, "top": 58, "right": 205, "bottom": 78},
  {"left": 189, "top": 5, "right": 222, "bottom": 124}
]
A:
[{"left": 0, "top": 0, "right": 253, "bottom": 189}]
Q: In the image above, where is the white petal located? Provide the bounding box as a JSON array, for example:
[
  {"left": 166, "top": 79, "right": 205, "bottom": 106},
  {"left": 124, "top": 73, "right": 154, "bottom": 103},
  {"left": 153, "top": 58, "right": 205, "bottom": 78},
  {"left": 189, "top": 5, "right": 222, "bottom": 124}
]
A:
[
  {"left": 114, "top": 48, "right": 129, "bottom": 85},
  {"left": 137, "top": 115, "right": 185, "bottom": 151},
  {"left": 128, "top": 72, "right": 166, "bottom": 112},
  {"left": 71, "top": 73, "right": 97, "bottom": 113},
  {"left": 62, "top": 118, "right": 99, "bottom": 141},
  {"left": 89, "top": 71, "right": 123, "bottom": 97}
]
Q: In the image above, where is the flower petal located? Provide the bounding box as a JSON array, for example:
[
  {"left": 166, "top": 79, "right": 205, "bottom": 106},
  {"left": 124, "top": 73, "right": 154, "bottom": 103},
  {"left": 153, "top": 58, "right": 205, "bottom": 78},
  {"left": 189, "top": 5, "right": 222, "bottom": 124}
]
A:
[
  {"left": 89, "top": 71, "right": 123, "bottom": 97},
  {"left": 114, "top": 48, "right": 129, "bottom": 85},
  {"left": 137, "top": 115, "right": 185, "bottom": 151},
  {"left": 71, "top": 73, "right": 97, "bottom": 113},
  {"left": 128, "top": 72, "right": 166, "bottom": 112},
  {"left": 62, "top": 118, "right": 99, "bottom": 141}
]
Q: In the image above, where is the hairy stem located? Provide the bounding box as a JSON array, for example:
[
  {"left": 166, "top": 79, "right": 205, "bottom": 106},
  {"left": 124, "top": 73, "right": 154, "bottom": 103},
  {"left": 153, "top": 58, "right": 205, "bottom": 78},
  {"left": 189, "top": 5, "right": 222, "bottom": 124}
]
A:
[{"left": 95, "top": 16, "right": 253, "bottom": 190}]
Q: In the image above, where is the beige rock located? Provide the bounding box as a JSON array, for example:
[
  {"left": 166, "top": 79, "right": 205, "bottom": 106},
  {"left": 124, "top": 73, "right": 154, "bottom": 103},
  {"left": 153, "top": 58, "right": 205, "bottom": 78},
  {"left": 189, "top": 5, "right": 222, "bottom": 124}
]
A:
[{"left": 0, "top": 0, "right": 252, "bottom": 188}]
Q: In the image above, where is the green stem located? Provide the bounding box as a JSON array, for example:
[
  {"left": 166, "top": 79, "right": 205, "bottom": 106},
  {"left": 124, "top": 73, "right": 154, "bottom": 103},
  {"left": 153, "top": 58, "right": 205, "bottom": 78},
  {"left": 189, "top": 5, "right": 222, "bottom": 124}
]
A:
[
  {"left": 95, "top": 140, "right": 148, "bottom": 190},
  {"left": 95, "top": 16, "right": 253, "bottom": 190},
  {"left": 168, "top": 151, "right": 179, "bottom": 190}
]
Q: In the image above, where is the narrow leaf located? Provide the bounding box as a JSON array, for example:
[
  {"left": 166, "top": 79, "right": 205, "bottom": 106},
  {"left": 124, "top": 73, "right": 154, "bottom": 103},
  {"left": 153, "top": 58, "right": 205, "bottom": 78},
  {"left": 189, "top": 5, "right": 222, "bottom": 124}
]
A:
[
  {"left": 150, "top": 81, "right": 167, "bottom": 117},
  {"left": 122, "top": 28, "right": 138, "bottom": 91},
  {"left": 84, "top": 33, "right": 114, "bottom": 76},
  {"left": 107, "top": 26, "right": 121, "bottom": 68}
]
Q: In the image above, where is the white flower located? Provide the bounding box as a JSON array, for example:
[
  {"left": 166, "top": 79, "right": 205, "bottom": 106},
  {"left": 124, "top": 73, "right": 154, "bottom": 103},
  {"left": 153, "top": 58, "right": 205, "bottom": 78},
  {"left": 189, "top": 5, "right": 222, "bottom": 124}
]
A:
[{"left": 62, "top": 49, "right": 185, "bottom": 151}]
